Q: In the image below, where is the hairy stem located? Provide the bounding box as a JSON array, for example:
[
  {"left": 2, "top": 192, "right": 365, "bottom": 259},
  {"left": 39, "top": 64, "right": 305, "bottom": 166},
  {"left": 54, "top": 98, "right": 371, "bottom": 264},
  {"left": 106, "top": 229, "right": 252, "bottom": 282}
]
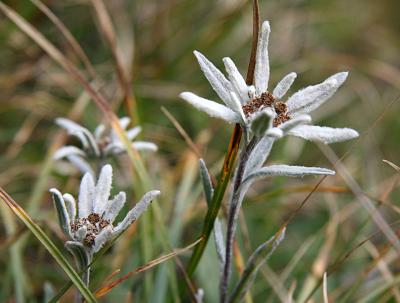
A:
[{"left": 220, "top": 137, "right": 259, "bottom": 303}]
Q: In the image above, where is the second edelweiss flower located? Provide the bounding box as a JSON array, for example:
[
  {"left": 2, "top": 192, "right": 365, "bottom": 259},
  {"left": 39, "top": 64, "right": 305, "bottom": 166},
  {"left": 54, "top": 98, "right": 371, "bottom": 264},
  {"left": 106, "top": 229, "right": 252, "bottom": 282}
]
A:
[{"left": 180, "top": 21, "right": 358, "bottom": 144}]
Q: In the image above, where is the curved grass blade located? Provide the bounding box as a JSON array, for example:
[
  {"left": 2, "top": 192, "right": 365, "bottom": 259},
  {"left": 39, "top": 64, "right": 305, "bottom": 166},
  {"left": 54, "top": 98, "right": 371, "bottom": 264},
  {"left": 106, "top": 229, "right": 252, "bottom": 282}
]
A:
[{"left": 0, "top": 187, "right": 97, "bottom": 303}]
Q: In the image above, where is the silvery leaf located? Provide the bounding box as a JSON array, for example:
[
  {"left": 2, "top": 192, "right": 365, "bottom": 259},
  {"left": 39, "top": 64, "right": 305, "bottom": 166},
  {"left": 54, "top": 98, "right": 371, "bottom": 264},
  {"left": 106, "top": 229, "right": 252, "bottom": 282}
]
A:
[
  {"left": 193, "top": 50, "right": 233, "bottom": 106},
  {"left": 66, "top": 155, "right": 94, "bottom": 177},
  {"left": 180, "top": 92, "right": 240, "bottom": 123},
  {"left": 244, "top": 136, "right": 275, "bottom": 178},
  {"left": 50, "top": 188, "right": 71, "bottom": 237},
  {"left": 102, "top": 192, "right": 126, "bottom": 222},
  {"left": 228, "top": 228, "right": 286, "bottom": 303},
  {"left": 223, "top": 57, "right": 249, "bottom": 103},
  {"left": 199, "top": 159, "right": 214, "bottom": 206},
  {"left": 254, "top": 21, "right": 271, "bottom": 96},
  {"left": 288, "top": 125, "right": 359, "bottom": 144},
  {"left": 242, "top": 165, "right": 335, "bottom": 186},
  {"left": 93, "top": 164, "right": 113, "bottom": 215},
  {"left": 272, "top": 72, "right": 297, "bottom": 99},
  {"left": 53, "top": 146, "right": 86, "bottom": 160},
  {"left": 132, "top": 141, "right": 158, "bottom": 152},
  {"left": 78, "top": 172, "right": 95, "bottom": 218},
  {"left": 113, "top": 190, "right": 160, "bottom": 235}
]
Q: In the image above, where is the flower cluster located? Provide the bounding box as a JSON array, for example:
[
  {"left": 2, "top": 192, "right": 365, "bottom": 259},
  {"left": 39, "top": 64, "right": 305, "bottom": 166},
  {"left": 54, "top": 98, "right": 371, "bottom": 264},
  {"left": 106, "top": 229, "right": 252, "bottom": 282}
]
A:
[
  {"left": 180, "top": 21, "right": 359, "bottom": 144},
  {"left": 50, "top": 164, "right": 160, "bottom": 256},
  {"left": 54, "top": 117, "right": 157, "bottom": 175}
]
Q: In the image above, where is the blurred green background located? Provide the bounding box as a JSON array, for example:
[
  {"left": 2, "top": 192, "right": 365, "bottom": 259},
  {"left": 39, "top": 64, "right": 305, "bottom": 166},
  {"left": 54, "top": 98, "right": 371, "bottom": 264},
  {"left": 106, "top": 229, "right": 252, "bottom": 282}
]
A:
[{"left": 1, "top": 0, "right": 400, "bottom": 302}]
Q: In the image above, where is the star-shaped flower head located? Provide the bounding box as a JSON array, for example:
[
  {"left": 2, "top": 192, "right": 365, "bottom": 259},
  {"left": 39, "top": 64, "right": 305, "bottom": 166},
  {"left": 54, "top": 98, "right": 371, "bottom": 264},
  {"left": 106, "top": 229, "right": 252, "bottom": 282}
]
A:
[
  {"left": 50, "top": 164, "right": 160, "bottom": 256},
  {"left": 54, "top": 117, "right": 158, "bottom": 176},
  {"left": 180, "top": 21, "right": 359, "bottom": 144}
]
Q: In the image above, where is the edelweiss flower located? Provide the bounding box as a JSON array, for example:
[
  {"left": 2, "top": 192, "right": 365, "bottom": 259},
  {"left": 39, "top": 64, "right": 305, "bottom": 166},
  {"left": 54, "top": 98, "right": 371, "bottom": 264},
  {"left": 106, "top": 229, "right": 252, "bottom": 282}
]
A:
[
  {"left": 54, "top": 117, "right": 158, "bottom": 175},
  {"left": 50, "top": 164, "right": 160, "bottom": 256},
  {"left": 180, "top": 21, "right": 358, "bottom": 144}
]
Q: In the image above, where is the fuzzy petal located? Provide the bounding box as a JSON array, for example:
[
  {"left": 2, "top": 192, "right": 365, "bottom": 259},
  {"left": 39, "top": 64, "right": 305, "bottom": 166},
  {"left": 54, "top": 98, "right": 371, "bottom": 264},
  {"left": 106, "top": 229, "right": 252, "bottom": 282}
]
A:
[
  {"left": 254, "top": 21, "right": 271, "bottom": 96},
  {"left": 113, "top": 190, "right": 160, "bottom": 235},
  {"left": 193, "top": 50, "right": 233, "bottom": 105},
  {"left": 78, "top": 172, "right": 95, "bottom": 218},
  {"left": 180, "top": 92, "right": 240, "bottom": 123},
  {"left": 242, "top": 165, "right": 335, "bottom": 185},
  {"left": 102, "top": 192, "right": 126, "bottom": 222},
  {"left": 53, "top": 146, "right": 86, "bottom": 160},
  {"left": 288, "top": 125, "right": 359, "bottom": 144},
  {"left": 272, "top": 72, "right": 297, "bottom": 99},
  {"left": 223, "top": 57, "right": 250, "bottom": 103},
  {"left": 93, "top": 164, "right": 113, "bottom": 215}
]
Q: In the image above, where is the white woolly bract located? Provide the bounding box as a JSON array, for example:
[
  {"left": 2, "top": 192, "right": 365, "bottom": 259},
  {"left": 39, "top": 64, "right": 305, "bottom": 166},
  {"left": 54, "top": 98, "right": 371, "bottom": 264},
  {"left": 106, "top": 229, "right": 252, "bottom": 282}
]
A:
[
  {"left": 223, "top": 57, "right": 249, "bottom": 103},
  {"left": 62, "top": 193, "right": 76, "bottom": 222},
  {"left": 126, "top": 126, "right": 142, "bottom": 140},
  {"left": 179, "top": 92, "right": 240, "bottom": 123},
  {"left": 113, "top": 190, "right": 160, "bottom": 235},
  {"left": 92, "top": 226, "right": 113, "bottom": 253},
  {"left": 93, "top": 164, "right": 113, "bottom": 214},
  {"left": 193, "top": 50, "right": 233, "bottom": 106},
  {"left": 78, "top": 172, "right": 95, "bottom": 218},
  {"left": 132, "top": 141, "right": 159, "bottom": 152},
  {"left": 102, "top": 192, "right": 127, "bottom": 223},
  {"left": 254, "top": 21, "right": 271, "bottom": 96},
  {"left": 286, "top": 80, "right": 337, "bottom": 115},
  {"left": 288, "top": 125, "right": 359, "bottom": 144},
  {"left": 53, "top": 146, "right": 86, "bottom": 160},
  {"left": 279, "top": 114, "right": 312, "bottom": 133},
  {"left": 272, "top": 72, "right": 297, "bottom": 99}
]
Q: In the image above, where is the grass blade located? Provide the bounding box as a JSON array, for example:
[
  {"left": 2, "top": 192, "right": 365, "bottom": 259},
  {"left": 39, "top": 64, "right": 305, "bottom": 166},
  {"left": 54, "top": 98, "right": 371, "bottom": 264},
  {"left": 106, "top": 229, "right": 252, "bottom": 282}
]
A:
[{"left": 0, "top": 187, "right": 97, "bottom": 303}]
